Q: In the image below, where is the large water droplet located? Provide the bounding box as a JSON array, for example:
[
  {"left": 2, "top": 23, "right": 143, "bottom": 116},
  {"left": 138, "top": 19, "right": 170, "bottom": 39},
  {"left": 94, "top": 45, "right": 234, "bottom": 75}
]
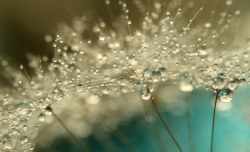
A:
[
  {"left": 218, "top": 89, "right": 233, "bottom": 103},
  {"left": 141, "top": 88, "right": 151, "bottom": 100}
]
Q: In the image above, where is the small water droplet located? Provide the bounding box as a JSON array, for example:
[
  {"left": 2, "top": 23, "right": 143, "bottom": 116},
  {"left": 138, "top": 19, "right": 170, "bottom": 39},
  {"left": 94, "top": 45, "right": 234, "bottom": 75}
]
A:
[
  {"left": 227, "top": 78, "right": 239, "bottom": 90},
  {"left": 38, "top": 113, "right": 45, "bottom": 122},
  {"left": 20, "top": 136, "right": 29, "bottom": 144},
  {"left": 52, "top": 87, "right": 64, "bottom": 100},
  {"left": 76, "top": 83, "right": 83, "bottom": 92},
  {"left": 159, "top": 67, "right": 166, "bottom": 73},
  {"left": 141, "top": 88, "right": 151, "bottom": 100},
  {"left": 212, "top": 73, "right": 225, "bottom": 89},
  {"left": 218, "top": 89, "right": 233, "bottom": 103},
  {"left": 151, "top": 70, "right": 161, "bottom": 82}
]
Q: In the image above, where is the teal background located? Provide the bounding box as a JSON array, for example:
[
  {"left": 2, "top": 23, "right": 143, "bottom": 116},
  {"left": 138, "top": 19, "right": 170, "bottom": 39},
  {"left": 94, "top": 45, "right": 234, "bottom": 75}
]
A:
[{"left": 37, "top": 87, "right": 250, "bottom": 152}]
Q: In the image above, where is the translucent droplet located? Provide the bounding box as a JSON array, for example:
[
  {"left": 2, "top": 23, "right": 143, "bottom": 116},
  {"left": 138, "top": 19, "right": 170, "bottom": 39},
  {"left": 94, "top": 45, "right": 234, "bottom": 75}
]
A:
[
  {"left": 227, "top": 78, "right": 239, "bottom": 90},
  {"left": 20, "top": 136, "right": 29, "bottom": 144},
  {"left": 143, "top": 68, "right": 151, "bottom": 78},
  {"left": 212, "top": 73, "right": 225, "bottom": 89},
  {"left": 38, "top": 113, "right": 45, "bottom": 122},
  {"left": 45, "top": 108, "right": 52, "bottom": 116},
  {"left": 76, "top": 84, "right": 83, "bottom": 92},
  {"left": 52, "top": 87, "right": 64, "bottom": 100},
  {"left": 141, "top": 88, "right": 151, "bottom": 100},
  {"left": 159, "top": 67, "right": 166, "bottom": 73},
  {"left": 147, "top": 83, "right": 155, "bottom": 93},
  {"left": 151, "top": 70, "right": 161, "bottom": 82},
  {"left": 218, "top": 89, "right": 233, "bottom": 103}
]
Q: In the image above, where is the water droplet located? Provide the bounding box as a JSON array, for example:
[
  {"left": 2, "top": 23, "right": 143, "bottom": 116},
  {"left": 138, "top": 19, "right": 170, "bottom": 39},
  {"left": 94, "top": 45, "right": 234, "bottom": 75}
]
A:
[
  {"left": 151, "top": 70, "right": 161, "bottom": 82},
  {"left": 141, "top": 88, "right": 151, "bottom": 100},
  {"left": 38, "top": 113, "right": 45, "bottom": 122},
  {"left": 143, "top": 68, "right": 151, "bottom": 78},
  {"left": 52, "top": 87, "right": 64, "bottom": 100},
  {"left": 20, "top": 136, "right": 29, "bottom": 144},
  {"left": 147, "top": 83, "right": 156, "bottom": 93},
  {"left": 218, "top": 89, "right": 233, "bottom": 103},
  {"left": 45, "top": 108, "right": 52, "bottom": 115},
  {"left": 76, "top": 83, "right": 83, "bottom": 92},
  {"left": 227, "top": 78, "right": 239, "bottom": 90},
  {"left": 212, "top": 73, "right": 225, "bottom": 89}
]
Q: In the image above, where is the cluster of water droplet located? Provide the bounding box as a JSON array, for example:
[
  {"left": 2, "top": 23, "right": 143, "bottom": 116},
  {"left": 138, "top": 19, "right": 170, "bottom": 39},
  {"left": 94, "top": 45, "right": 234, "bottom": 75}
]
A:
[{"left": 0, "top": 0, "right": 249, "bottom": 151}]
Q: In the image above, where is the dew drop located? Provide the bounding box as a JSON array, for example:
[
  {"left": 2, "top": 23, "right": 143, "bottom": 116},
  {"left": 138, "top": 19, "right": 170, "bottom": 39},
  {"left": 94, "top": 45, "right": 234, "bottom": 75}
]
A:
[
  {"left": 38, "top": 113, "right": 46, "bottom": 122},
  {"left": 76, "top": 83, "right": 83, "bottom": 92},
  {"left": 45, "top": 108, "right": 52, "bottom": 116},
  {"left": 218, "top": 89, "right": 233, "bottom": 103},
  {"left": 143, "top": 68, "right": 151, "bottom": 78},
  {"left": 20, "top": 136, "right": 29, "bottom": 144},
  {"left": 52, "top": 87, "right": 64, "bottom": 100},
  {"left": 141, "top": 88, "right": 151, "bottom": 100},
  {"left": 212, "top": 73, "right": 225, "bottom": 89},
  {"left": 159, "top": 67, "right": 166, "bottom": 74},
  {"left": 227, "top": 78, "right": 239, "bottom": 90},
  {"left": 151, "top": 70, "right": 161, "bottom": 82}
]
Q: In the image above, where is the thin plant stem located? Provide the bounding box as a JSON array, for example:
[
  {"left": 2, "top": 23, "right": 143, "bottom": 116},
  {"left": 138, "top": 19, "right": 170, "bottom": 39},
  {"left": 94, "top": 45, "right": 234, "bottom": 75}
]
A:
[
  {"left": 150, "top": 97, "right": 183, "bottom": 152},
  {"left": 46, "top": 106, "right": 91, "bottom": 152},
  {"left": 210, "top": 90, "right": 219, "bottom": 152},
  {"left": 141, "top": 101, "right": 167, "bottom": 152}
]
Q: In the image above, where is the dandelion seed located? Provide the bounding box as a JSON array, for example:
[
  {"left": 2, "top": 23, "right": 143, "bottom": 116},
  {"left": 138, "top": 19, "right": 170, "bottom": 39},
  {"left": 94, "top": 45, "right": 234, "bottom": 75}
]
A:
[{"left": 0, "top": 0, "right": 249, "bottom": 151}]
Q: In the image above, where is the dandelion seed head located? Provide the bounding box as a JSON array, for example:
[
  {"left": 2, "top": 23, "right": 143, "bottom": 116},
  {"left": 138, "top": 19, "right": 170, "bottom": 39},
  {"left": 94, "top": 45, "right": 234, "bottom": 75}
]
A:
[{"left": 0, "top": 0, "right": 250, "bottom": 151}]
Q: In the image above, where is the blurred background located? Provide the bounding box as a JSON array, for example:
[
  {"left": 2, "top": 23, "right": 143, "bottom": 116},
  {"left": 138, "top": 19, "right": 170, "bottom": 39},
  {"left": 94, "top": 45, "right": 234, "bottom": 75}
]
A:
[
  {"left": 35, "top": 87, "right": 250, "bottom": 152},
  {"left": 0, "top": 0, "right": 250, "bottom": 152}
]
